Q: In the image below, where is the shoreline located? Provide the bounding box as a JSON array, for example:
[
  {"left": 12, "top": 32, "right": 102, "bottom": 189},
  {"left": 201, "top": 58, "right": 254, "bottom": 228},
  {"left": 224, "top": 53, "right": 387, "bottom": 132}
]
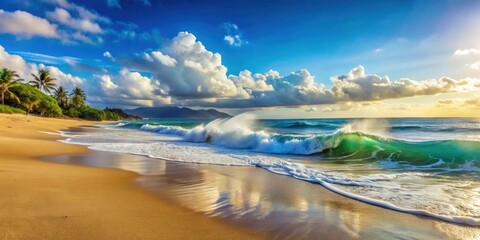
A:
[{"left": 0, "top": 113, "right": 264, "bottom": 239}]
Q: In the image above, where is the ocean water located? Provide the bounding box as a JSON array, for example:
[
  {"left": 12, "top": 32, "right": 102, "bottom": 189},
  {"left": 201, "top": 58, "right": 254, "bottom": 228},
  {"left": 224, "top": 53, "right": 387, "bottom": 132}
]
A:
[{"left": 60, "top": 115, "right": 480, "bottom": 226}]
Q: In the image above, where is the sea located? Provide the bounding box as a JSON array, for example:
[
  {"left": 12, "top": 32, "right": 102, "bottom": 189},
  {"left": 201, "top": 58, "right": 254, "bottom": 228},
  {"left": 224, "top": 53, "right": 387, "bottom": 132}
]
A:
[{"left": 60, "top": 115, "right": 480, "bottom": 227}]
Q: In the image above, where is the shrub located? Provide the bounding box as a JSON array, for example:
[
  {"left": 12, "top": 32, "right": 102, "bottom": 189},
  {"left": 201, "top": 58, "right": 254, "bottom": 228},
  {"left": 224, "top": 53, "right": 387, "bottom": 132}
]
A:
[
  {"left": 38, "top": 96, "right": 63, "bottom": 117},
  {"left": 63, "top": 108, "right": 81, "bottom": 118},
  {"left": 0, "top": 105, "right": 26, "bottom": 114}
]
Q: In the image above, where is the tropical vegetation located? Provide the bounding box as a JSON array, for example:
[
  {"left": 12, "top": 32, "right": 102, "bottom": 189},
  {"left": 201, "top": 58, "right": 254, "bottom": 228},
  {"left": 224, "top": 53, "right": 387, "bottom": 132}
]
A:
[
  {"left": 0, "top": 104, "right": 25, "bottom": 114},
  {"left": 0, "top": 67, "right": 135, "bottom": 121}
]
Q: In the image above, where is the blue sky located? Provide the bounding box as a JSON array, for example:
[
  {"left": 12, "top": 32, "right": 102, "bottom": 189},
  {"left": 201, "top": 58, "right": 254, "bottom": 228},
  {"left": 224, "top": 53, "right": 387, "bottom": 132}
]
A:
[{"left": 0, "top": 0, "right": 480, "bottom": 117}]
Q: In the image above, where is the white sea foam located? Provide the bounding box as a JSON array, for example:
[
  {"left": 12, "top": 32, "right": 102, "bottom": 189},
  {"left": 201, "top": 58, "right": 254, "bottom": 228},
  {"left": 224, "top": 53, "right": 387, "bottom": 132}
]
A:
[
  {"left": 38, "top": 131, "right": 62, "bottom": 135},
  {"left": 141, "top": 124, "right": 188, "bottom": 135},
  {"left": 114, "top": 122, "right": 127, "bottom": 127}
]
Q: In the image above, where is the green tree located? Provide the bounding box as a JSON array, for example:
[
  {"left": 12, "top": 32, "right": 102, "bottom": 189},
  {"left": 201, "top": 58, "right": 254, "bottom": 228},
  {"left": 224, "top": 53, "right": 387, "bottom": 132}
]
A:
[
  {"left": 80, "top": 107, "right": 106, "bottom": 121},
  {"left": 70, "top": 87, "right": 86, "bottom": 109},
  {"left": 30, "top": 69, "right": 56, "bottom": 94},
  {"left": 103, "top": 109, "right": 120, "bottom": 121},
  {"left": 22, "top": 98, "right": 39, "bottom": 115},
  {"left": 0, "top": 68, "right": 21, "bottom": 105},
  {"left": 54, "top": 86, "right": 69, "bottom": 109}
]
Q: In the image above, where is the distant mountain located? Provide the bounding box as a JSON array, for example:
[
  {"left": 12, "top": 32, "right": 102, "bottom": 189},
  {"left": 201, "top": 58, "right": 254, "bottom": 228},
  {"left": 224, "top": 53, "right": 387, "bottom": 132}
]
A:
[
  {"left": 104, "top": 108, "right": 142, "bottom": 120},
  {"left": 124, "top": 106, "right": 231, "bottom": 119}
]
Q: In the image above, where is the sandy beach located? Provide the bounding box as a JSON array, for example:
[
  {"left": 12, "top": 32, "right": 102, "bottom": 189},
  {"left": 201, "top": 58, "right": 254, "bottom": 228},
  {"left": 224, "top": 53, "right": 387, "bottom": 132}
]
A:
[{"left": 0, "top": 113, "right": 264, "bottom": 239}]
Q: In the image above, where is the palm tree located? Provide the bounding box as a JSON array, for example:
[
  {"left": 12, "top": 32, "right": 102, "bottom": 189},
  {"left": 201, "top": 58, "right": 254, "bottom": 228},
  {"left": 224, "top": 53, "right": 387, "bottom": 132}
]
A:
[
  {"left": 0, "top": 68, "right": 21, "bottom": 105},
  {"left": 54, "top": 86, "right": 68, "bottom": 109},
  {"left": 71, "top": 87, "right": 86, "bottom": 100},
  {"left": 70, "top": 87, "right": 86, "bottom": 109},
  {"left": 30, "top": 69, "right": 56, "bottom": 94}
]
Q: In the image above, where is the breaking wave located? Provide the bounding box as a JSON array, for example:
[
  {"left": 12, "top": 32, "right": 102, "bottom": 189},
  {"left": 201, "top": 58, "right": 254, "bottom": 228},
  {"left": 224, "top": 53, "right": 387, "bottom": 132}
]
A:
[{"left": 139, "top": 116, "right": 480, "bottom": 170}]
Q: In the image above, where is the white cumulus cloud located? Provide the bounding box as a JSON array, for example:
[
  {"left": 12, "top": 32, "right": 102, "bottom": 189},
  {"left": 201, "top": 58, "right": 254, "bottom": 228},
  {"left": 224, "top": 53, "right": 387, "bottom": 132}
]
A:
[
  {"left": 47, "top": 0, "right": 110, "bottom": 24},
  {"left": 330, "top": 65, "right": 470, "bottom": 101},
  {"left": 145, "top": 51, "right": 177, "bottom": 67},
  {"left": 0, "top": 9, "right": 59, "bottom": 38},
  {"left": 0, "top": 45, "right": 84, "bottom": 91},
  {"left": 94, "top": 69, "right": 171, "bottom": 107},
  {"left": 103, "top": 51, "right": 115, "bottom": 61},
  {"left": 191, "top": 65, "right": 478, "bottom": 108},
  {"left": 453, "top": 48, "right": 480, "bottom": 56},
  {"left": 47, "top": 8, "right": 102, "bottom": 33},
  {"left": 222, "top": 22, "right": 247, "bottom": 47},
  {"left": 468, "top": 61, "right": 480, "bottom": 70},
  {"left": 123, "top": 32, "right": 246, "bottom": 99},
  {"left": 454, "top": 49, "right": 480, "bottom": 71},
  {"left": 42, "top": 0, "right": 111, "bottom": 44},
  {"left": 228, "top": 70, "right": 274, "bottom": 93},
  {"left": 224, "top": 35, "right": 244, "bottom": 46}
]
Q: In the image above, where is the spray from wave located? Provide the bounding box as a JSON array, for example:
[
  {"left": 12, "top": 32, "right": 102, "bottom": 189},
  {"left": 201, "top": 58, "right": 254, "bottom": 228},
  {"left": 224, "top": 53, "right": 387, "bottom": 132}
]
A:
[{"left": 337, "top": 118, "right": 390, "bottom": 137}]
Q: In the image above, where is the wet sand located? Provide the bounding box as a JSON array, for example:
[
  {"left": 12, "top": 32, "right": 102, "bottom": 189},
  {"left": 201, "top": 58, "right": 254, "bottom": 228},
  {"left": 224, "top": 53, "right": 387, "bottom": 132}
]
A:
[
  {"left": 47, "top": 144, "right": 480, "bottom": 239},
  {"left": 0, "top": 114, "right": 264, "bottom": 239}
]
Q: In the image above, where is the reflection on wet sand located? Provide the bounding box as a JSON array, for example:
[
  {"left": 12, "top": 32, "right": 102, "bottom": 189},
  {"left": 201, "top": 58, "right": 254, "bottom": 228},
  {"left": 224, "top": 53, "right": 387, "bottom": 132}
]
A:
[
  {"left": 49, "top": 152, "right": 167, "bottom": 175},
  {"left": 47, "top": 151, "right": 479, "bottom": 239}
]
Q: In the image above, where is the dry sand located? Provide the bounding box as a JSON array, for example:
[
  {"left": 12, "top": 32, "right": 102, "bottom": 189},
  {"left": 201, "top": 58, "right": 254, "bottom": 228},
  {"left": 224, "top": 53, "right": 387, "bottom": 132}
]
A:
[{"left": 0, "top": 113, "right": 264, "bottom": 239}]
